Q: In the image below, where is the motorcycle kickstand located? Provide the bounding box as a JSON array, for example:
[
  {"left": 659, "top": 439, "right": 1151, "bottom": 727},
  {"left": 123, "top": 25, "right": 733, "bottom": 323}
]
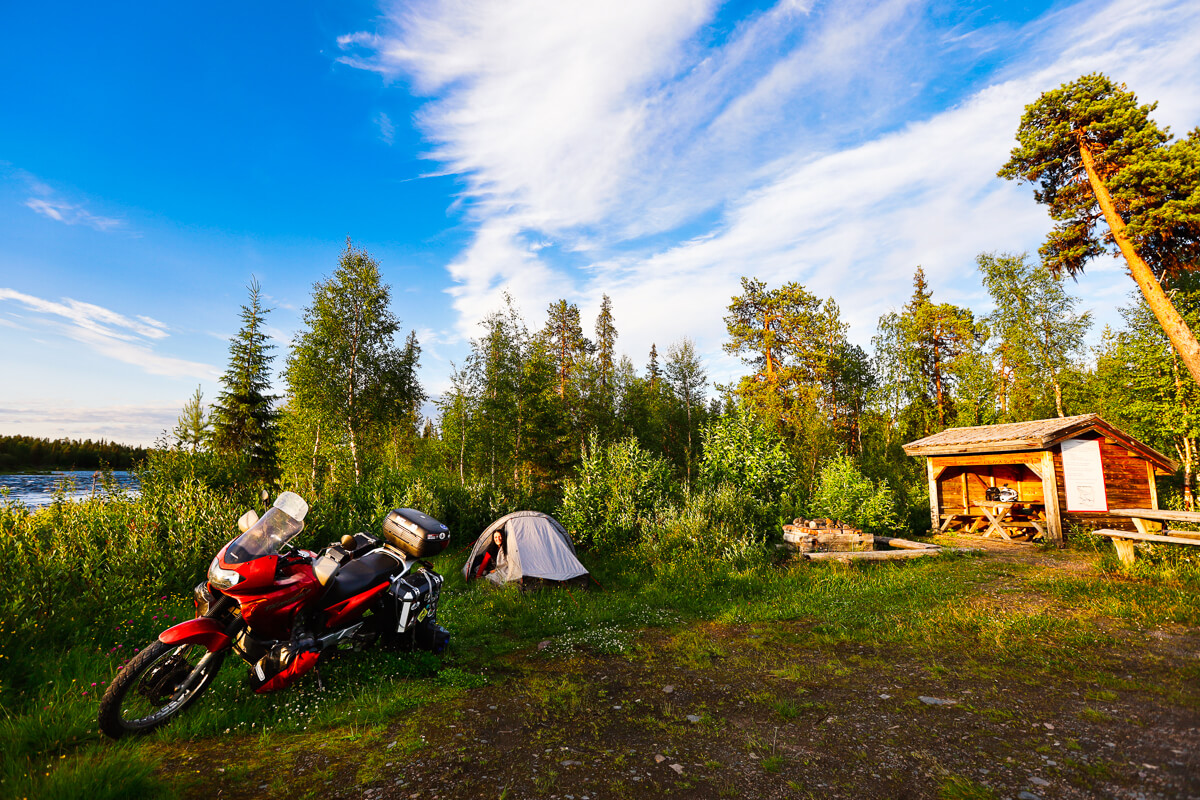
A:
[{"left": 314, "top": 665, "right": 324, "bottom": 691}]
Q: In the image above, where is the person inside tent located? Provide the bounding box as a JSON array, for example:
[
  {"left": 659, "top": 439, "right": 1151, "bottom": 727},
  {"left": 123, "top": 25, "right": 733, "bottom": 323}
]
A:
[{"left": 471, "top": 529, "right": 505, "bottom": 578}]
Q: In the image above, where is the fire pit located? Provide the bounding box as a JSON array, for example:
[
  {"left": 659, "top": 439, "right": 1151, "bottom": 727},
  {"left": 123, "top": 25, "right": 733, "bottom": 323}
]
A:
[
  {"left": 783, "top": 518, "right": 874, "bottom": 552},
  {"left": 781, "top": 518, "right": 978, "bottom": 562}
]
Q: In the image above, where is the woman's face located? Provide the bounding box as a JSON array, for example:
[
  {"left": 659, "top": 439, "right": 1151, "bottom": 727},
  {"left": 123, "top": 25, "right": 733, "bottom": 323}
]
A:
[{"left": 493, "top": 531, "right": 503, "bottom": 547}]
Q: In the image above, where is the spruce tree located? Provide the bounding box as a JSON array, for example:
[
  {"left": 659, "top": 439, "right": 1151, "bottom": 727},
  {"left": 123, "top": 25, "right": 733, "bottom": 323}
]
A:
[
  {"left": 174, "top": 386, "right": 211, "bottom": 453},
  {"left": 663, "top": 338, "right": 707, "bottom": 483},
  {"left": 211, "top": 277, "right": 279, "bottom": 476}
]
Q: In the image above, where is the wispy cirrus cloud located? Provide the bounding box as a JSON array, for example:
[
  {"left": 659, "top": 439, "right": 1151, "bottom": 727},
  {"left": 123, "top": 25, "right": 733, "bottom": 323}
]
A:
[
  {"left": 0, "top": 288, "right": 217, "bottom": 379},
  {"left": 24, "top": 197, "right": 124, "bottom": 231},
  {"left": 341, "top": 0, "right": 1200, "bottom": 384},
  {"left": 374, "top": 111, "right": 396, "bottom": 145},
  {"left": 6, "top": 166, "right": 129, "bottom": 232}
]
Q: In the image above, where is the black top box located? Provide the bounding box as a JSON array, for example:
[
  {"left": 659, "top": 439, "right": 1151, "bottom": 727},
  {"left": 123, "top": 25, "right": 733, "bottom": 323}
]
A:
[{"left": 382, "top": 508, "right": 450, "bottom": 558}]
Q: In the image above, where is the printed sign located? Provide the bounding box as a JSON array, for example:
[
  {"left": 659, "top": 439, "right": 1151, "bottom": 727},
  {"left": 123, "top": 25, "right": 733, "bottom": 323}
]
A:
[{"left": 1061, "top": 438, "right": 1108, "bottom": 512}]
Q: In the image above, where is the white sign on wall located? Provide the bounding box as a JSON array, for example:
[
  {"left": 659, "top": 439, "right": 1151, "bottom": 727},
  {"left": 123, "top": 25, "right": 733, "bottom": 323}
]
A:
[{"left": 1061, "top": 438, "right": 1108, "bottom": 512}]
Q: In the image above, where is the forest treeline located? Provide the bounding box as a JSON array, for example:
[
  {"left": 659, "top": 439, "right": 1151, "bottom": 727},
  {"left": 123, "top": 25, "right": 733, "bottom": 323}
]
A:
[
  {"left": 167, "top": 242, "right": 1200, "bottom": 542},
  {"left": 163, "top": 73, "right": 1200, "bottom": 538},
  {"left": 0, "top": 435, "right": 148, "bottom": 472}
]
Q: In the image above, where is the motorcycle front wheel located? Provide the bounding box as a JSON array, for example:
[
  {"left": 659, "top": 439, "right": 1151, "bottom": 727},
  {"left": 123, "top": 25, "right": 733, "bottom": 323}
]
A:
[{"left": 98, "top": 639, "right": 225, "bottom": 739}]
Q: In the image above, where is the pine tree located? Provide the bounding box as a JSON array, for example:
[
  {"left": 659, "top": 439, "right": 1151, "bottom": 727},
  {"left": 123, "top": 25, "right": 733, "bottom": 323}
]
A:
[
  {"left": 899, "top": 268, "right": 980, "bottom": 430},
  {"left": 541, "top": 300, "right": 591, "bottom": 397},
  {"left": 1000, "top": 73, "right": 1200, "bottom": 384},
  {"left": 211, "top": 277, "right": 279, "bottom": 476}
]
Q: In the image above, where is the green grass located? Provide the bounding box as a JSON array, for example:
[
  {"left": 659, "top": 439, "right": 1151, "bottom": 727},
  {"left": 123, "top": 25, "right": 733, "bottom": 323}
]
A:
[
  {"left": 938, "top": 774, "right": 998, "bottom": 800},
  {"left": 5, "top": 491, "right": 1200, "bottom": 798}
]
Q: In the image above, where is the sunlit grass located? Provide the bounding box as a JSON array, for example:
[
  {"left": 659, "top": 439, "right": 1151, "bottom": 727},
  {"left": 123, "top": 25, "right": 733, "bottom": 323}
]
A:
[{"left": 4, "top": 480, "right": 1200, "bottom": 798}]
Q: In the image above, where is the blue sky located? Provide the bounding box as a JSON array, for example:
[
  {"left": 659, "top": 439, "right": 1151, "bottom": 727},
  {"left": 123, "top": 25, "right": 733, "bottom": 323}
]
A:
[{"left": 2, "top": 0, "right": 1198, "bottom": 446}]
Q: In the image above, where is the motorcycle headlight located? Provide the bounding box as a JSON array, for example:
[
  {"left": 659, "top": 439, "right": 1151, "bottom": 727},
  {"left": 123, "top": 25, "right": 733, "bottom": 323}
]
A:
[{"left": 208, "top": 556, "right": 242, "bottom": 590}]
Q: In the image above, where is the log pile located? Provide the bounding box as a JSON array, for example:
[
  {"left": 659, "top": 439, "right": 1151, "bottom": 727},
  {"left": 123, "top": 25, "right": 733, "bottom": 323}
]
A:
[{"left": 782, "top": 517, "right": 874, "bottom": 552}]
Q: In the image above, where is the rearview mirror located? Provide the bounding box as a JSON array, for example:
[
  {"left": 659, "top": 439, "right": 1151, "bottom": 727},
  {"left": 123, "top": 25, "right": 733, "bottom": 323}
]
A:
[{"left": 237, "top": 509, "right": 260, "bottom": 533}]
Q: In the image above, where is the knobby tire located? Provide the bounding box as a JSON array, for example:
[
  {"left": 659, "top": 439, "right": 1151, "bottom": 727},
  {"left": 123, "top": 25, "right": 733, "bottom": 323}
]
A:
[{"left": 98, "top": 638, "right": 225, "bottom": 739}]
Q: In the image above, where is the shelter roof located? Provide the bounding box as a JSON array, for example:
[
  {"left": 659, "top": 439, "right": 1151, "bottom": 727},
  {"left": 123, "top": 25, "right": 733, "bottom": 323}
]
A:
[{"left": 902, "top": 413, "right": 1177, "bottom": 472}]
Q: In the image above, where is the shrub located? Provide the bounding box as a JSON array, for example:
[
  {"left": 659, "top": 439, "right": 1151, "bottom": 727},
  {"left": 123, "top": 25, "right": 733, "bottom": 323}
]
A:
[
  {"left": 559, "top": 435, "right": 677, "bottom": 551},
  {"left": 641, "top": 485, "right": 771, "bottom": 571},
  {"left": 698, "top": 405, "right": 794, "bottom": 503},
  {"left": 808, "top": 454, "right": 901, "bottom": 534}
]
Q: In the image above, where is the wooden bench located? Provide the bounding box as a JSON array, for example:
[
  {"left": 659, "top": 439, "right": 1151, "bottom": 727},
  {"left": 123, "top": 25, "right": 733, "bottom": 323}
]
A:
[{"left": 1092, "top": 528, "right": 1200, "bottom": 566}]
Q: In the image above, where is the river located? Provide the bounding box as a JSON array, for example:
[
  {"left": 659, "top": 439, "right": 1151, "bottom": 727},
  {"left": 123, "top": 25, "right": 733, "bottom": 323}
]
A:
[{"left": 0, "top": 470, "right": 141, "bottom": 508}]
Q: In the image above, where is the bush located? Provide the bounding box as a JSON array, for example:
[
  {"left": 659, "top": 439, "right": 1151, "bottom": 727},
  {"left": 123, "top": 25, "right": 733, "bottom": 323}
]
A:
[
  {"left": 641, "top": 485, "right": 771, "bottom": 571},
  {"left": 698, "top": 405, "right": 795, "bottom": 504},
  {"left": 808, "top": 454, "right": 902, "bottom": 534},
  {"left": 559, "top": 435, "right": 677, "bottom": 551}
]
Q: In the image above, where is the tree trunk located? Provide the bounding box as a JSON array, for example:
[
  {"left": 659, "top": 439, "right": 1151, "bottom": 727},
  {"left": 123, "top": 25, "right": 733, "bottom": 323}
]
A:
[
  {"left": 347, "top": 317, "right": 362, "bottom": 484},
  {"left": 763, "top": 312, "right": 777, "bottom": 382},
  {"left": 1077, "top": 140, "right": 1200, "bottom": 386},
  {"left": 685, "top": 396, "right": 692, "bottom": 486},
  {"left": 310, "top": 423, "right": 321, "bottom": 489},
  {"left": 1184, "top": 436, "right": 1195, "bottom": 512},
  {"left": 933, "top": 341, "right": 945, "bottom": 428},
  {"left": 1053, "top": 377, "right": 1064, "bottom": 417}
]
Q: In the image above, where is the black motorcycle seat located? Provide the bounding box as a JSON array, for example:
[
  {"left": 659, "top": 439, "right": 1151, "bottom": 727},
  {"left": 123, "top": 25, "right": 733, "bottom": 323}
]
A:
[{"left": 323, "top": 548, "right": 403, "bottom": 604}]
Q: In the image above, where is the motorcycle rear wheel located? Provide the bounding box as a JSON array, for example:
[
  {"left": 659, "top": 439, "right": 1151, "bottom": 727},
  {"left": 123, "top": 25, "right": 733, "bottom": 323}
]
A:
[{"left": 98, "top": 639, "right": 225, "bottom": 739}]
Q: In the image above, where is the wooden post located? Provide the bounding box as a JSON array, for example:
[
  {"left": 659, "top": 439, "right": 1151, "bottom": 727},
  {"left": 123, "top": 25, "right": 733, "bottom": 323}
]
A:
[
  {"left": 1146, "top": 462, "right": 1160, "bottom": 510},
  {"left": 1041, "top": 450, "right": 1063, "bottom": 546},
  {"left": 1113, "top": 538, "right": 1137, "bottom": 566},
  {"left": 926, "top": 458, "right": 940, "bottom": 534}
]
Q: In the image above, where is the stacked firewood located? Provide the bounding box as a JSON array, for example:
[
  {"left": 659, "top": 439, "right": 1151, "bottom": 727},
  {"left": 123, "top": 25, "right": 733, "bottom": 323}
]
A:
[{"left": 782, "top": 518, "right": 871, "bottom": 552}]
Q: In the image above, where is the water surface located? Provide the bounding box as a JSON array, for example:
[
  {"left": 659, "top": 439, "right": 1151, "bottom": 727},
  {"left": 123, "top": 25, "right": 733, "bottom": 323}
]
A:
[{"left": 0, "top": 471, "right": 140, "bottom": 508}]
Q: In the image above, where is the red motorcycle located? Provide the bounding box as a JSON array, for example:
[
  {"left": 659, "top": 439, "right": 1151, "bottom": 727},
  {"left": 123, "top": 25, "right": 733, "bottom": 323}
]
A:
[{"left": 99, "top": 492, "right": 451, "bottom": 739}]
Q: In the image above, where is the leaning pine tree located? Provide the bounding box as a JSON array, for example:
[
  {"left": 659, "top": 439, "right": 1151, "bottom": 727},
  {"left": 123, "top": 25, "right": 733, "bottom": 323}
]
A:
[
  {"left": 999, "top": 73, "right": 1200, "bottom": 384},
  {"left": 211, "top": 277, "right": 280, "bottom": 476}
]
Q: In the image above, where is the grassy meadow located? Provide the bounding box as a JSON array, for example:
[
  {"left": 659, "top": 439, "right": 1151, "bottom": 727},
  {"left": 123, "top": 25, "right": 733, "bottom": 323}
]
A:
[{"left": 2, "top": 468, "right": 1199, "bottom": 798}]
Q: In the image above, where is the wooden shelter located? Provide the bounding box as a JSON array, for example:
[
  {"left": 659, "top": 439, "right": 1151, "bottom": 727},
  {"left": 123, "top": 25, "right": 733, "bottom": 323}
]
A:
[{"left": 903, "top": 414, "right": 1177, "bottom": 544}]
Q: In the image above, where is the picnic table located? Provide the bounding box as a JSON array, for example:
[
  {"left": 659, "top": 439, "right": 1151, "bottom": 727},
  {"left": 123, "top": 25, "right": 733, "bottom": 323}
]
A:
[
  {"left": 1094, "top": 508, "right": 1200, "bottom": 566},
  {"left": 938, "top": 502, "right": 1046, "bottom": 541}
]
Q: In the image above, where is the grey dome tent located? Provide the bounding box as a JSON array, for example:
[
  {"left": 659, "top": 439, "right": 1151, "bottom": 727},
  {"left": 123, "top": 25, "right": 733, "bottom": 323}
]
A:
[{"left": 462, "top": 511, "right": 589, "bottom": 588}]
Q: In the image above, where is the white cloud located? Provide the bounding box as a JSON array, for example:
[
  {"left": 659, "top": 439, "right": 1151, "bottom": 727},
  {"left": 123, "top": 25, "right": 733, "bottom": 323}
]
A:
[
  {"left": 342, "top": 0, "right": 1200, "bottom": 390},
  {"left": 0, "top": 288, "right": 218, "bottom": 380},
  {"left": 340, "top": 0, "right": 717, "bottom": 233},
  {"left": 441, "top": 218, "right": 573, "bottom": 341},
  {"left": 24, "top": 197, "right": 123, "bottom": 231},
  {"left": 375, "top": 111, "right": 396, "bottom": 144},
  {"left": 0, "top": 402, "right": 179, "bottom": 448}
]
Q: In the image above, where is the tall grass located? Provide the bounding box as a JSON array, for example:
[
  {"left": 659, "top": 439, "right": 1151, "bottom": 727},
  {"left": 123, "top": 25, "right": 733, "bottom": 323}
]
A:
[{"left": 4, "top": 449, "right": 1199, "bottom": 798}]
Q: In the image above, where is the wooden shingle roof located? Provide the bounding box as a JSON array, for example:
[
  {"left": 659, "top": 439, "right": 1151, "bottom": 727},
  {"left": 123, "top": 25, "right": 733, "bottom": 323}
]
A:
[{"left": 902, "top": 413, "right": 1177, "bottom": 471}]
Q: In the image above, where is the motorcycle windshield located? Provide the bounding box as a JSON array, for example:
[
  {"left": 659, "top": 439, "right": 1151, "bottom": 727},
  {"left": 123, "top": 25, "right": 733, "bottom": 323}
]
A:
[{"left": 224, "top": 506, "right": 305, "bottom": 564}]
